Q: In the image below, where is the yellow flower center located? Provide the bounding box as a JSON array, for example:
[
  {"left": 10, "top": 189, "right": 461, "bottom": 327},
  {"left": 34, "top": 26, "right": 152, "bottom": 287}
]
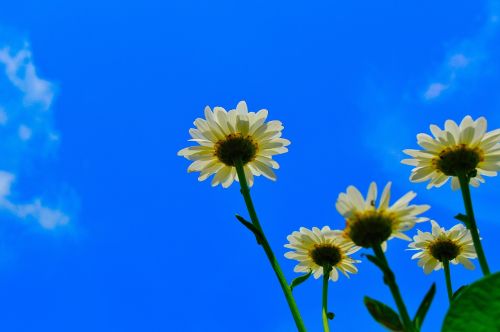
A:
[
  {"left": 214, "top": 133, "right": 258, "bottom": 166},
  {"left": 310, "top": 244, "right": 342, "bottom": 267},
  {"left": 428, "top": 239, "right": 460, "bottom": 261},
  {"left": 433, "top": 144, "right": 483, "bottom": 176},
  {"left": 346, "top": 210, "right": 394, "bottom": 248}
]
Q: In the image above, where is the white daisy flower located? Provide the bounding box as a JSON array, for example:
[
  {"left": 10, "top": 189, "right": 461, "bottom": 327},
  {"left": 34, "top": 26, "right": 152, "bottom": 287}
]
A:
[
  {"left": 408, "top": 220, "right": 477, "bottom": 274},
  {"left": 284, "top": 226, "right": 361, "bottom": 281},
  {"left": 335, "top": 182, "right": 430, "bottom": 248},
  {"left": 402, "top": 115, "right": 500, "bottom": 189},
  {"left": 178, "top": 101, "right": 290, "bottom": 188}
]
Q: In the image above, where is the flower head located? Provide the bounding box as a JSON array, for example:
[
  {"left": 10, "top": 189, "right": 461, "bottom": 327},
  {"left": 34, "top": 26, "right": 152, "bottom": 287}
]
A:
[
  {"left": 178, "top": 101, "right": 290, "bottom": 188},
  {"left": 408, "top": 221, "right": 477, "bottom": 274},
  {"left": 335, "top": 182, "right": 430, "bottom": 248},
  {"left": 402, "top": 116, "right": 500, "bottom": 189},
  {"left": 284, "top": 226, "right": 361, "bottom": 281}
]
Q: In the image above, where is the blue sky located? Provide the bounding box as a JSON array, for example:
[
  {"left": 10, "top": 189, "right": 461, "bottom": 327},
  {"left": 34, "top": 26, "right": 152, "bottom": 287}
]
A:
[{"left": 0, "top": 1, "right": 499, "bottom": 331}]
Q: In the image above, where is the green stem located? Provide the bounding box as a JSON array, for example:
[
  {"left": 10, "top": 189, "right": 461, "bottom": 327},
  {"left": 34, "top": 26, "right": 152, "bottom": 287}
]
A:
[
  {"left": 234, "top": 160, "right": 307, "bottom": 332},
  {"left": 322, "top": 266, "right": 332, "bottom": 332},
  {"left": 442, "top": 259, "right": 453, "bottom": 302},
  {"left": 372, "top": 244, "right": 415, "bottom": 332},
  {"left": 457, "top": 173, "right": 490, "bottom": 276}
]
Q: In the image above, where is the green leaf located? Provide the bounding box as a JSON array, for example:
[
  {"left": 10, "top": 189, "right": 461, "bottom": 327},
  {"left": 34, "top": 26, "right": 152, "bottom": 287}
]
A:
[
  {"left": 364, "top": 254, "right": 385, "bottom": 270},
  {"left": 413, "top": 283, "right": 436, "bottom": 330},
  {"left": 364, "top": 254, "right": 394, "bottom": 284},
  {"left": 442, "top": 272, "right": 500, "bottom": 332},
  {"left": 451, "top": 285, "right": 468, "bottom": 301},
  {"left": 364, "top": 296, "right": 404, "bottom": 331},
  {"left": 327, "top": 312, "right": 335, "bottom": 320},
  {"left": 235, "top": 214, "right": 263, "bottom": 244},
  {"left": 290, "top": 270, "right": 312, "bottom": 292},
  {"left": 454, "top": 213, "right": 470, "bottom": 227}
]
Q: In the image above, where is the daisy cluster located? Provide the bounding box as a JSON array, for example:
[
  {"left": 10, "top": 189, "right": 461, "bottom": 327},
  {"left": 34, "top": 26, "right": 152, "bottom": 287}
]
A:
[{"left": 179, "top": 103, "right": 498, "bottom": 332}]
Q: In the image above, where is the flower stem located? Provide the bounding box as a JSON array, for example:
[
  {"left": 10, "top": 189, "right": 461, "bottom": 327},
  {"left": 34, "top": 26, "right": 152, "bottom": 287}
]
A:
[
  {"left": 442, "top": 259, "right": 453, "bottom": 302},
  {"left": 372, "top": 244, "right": 415, "bottom": 332},
  {"left": 457, "top": 173, "right": 490, "bottom": 276},
  {"left": 322, "top": 266, "right": 332, "bottom": 332},
  {"left": 234, "top": 160, "right": 307, "bottom": 332}
]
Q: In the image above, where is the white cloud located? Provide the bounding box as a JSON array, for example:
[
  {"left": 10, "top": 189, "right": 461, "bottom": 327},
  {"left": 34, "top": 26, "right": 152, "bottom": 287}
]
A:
[
  {"left": 424, "top": 82, "right": 449, "bottom": 100},
  {"left": 18, "top": 124, "right": 32, "bottom": 140},
  {"left": 0, "top": 38, "right": 74, "bottom": 230},
  {"left": 0, "top": 45, "right": 54, "bottom": 110},
  {"left": 0, "top": 171, "right": 14, "bottom": 197},
  {"left": 423, "top": 52, "right": 471, "bottom": 101},
  {"left": 423, "top": 0, "right": 500, "bottom": 101},
  {"left": 449, "top": 53, "right": 470, "bottom": 69},
  {"left": 0, "top": 171, "right": 69, "bottom": 229}
]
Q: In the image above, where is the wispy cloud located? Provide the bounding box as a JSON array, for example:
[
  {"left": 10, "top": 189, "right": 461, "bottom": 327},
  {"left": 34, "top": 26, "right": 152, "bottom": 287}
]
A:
[
  {"left": 360, "top": 1, "right": 500, "bottom": 222},
  {"left": 0, "top": 40, "right": 74, "bottom": 230},
  {"left": 0, "top": 44, "right": 54, "bottom": 110},
  {"left": 424, "top": 82, "right": 449, "bottom": 100},
  {"left": 423, "top": 0, "right": 500, "bottom": 100},
  {"left": 0, "top": 171, "right": 69, "bottom": 229}
]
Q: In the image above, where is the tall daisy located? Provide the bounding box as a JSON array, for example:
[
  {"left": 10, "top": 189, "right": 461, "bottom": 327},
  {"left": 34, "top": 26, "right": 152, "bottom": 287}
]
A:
[
  {"left": 336, "top": 182, "right": 429, "bottom": 331},
  {"left": 179, "top": 101, "right": 306, "bottom": 331},
  {"left": 178, "top": 101, "right": 290, "bottom": 188},
  {"left": 335, "top": 182, "right": 430, "bottom": 249},
  {"left": 409, "top": 221, "right": 477, "bottom": 301},
  {"left": 402, "top": 116, "right": 500, "bottom": 189},
  {"left": 285, "top": 226, "right": 360, "bottom": 332}
]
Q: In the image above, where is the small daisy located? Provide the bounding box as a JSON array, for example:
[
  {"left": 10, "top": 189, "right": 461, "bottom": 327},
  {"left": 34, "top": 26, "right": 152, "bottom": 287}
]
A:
[
  {"left": 335, "top": 182, "right": 430, "bottom": 248},
  {"left": 284, "top": 226, "right": 361, "bottom": 281},
  {"left": 178, "top": 101, "right": 290, "bottom": 188},
  {"left": 409, "top": 220, "right": 477, "bottom": 274},
  {"left": 402, "top": 116, "right": 500, "bottom": 189}
]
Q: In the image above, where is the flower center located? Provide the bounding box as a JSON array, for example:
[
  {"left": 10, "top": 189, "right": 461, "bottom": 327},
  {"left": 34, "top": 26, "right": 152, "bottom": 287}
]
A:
[
  {"left": 310, "top": 244, "right": 342, "bottom": 267},
  {"left": 429, "top": 239, "right": 460, "bottom": 261},
  {"left": 347, "top": 211, "right": 393, "bottom": 248},
  {"left": 214, "top": 134, "right": 258, "bottom": 166},
  {"left": 433, "top": 145, "right": 483, "bottom": 177}
]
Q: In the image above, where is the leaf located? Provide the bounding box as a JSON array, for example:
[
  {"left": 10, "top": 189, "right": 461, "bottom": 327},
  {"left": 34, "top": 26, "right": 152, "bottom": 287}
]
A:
[
  {"left": 452, "top": 285, "right": 468, "bottom": 301},
  {"left": 364, "top": 296, "right": 404, "bottom": 331},
  {"left": 364, "top": 254, "right": 394, "bottom": 284},
  {"left": 364, "top": 254, "right": 386, "bottom": 270},
  {"left": 290, "top": 270, "right": 312, "bottom": 292},
  {"left": 413, "top": 283, "right": 436, "bottom": 330},
  {"left": 327, "top": 312, "right": 335, "bottom": 320},
  {"left": 454, "top": 213, "right": 470, "bottom": 227},
  {"left": 235, "top": 214, "right": 263, "bottom": 244},
  {"left": 442, "top": 272, "right": 500, "bottom": 332}
]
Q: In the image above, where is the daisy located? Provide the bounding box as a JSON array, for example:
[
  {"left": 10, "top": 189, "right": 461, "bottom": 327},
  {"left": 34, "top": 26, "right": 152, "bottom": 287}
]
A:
[
  {"left": 402, "top": 115, "right": 500, "bottom": 189},
  {"left": 335, "top": 182, "right": 430, "bottom": 248},
  {"left": 178, "top": 101, "right": 290, "bottom": 188},
  {"left": 408, "top": 220, "right": 477, "bottom": 274},
  {"left": 284, "top": 226, "right": 361, "bottom": 281}
]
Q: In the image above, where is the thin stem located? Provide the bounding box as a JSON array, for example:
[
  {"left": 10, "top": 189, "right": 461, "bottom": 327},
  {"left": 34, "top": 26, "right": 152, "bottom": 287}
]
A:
[
  {"left": 372, "top": 244, "right": 415, "bottom": 332},
  {"left": 322, "top": 266, "right": 332, "bottom": 332},
  {"left": 442, "top": 259, "right": 453, "bottom": 302},
  {"left": 457, "top": 174, "right": 490, "bottom": 275},
  {"left": 234, "top": 160, "right": 307, "bottom": 332}
]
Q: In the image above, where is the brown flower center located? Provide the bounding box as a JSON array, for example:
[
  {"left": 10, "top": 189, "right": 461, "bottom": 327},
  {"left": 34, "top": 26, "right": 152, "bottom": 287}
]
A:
[
  {"left": 310, "top": 244, "right": 342, "bottom": 267},
  {"left": 346, "top": 211, "right": 393, "bottom": 248},
  {"left": 214, "top": 134, "right": 258, "bottom": 166},
  {"left": 433, "top": 145, "right": 483, "bottom": 176},
  {"left": 429, "top": 239, "right": 460, "bottom": 261}
]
